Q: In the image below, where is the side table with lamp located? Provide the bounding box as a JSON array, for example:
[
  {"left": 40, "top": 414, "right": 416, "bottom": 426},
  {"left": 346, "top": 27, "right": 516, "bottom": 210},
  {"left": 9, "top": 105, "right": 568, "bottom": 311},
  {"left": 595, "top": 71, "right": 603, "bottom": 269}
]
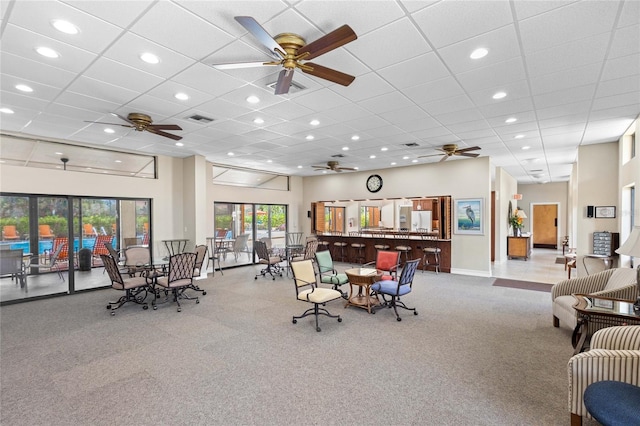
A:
[{"left": 615, "top": 226, "right": 640, "bottom": 313}]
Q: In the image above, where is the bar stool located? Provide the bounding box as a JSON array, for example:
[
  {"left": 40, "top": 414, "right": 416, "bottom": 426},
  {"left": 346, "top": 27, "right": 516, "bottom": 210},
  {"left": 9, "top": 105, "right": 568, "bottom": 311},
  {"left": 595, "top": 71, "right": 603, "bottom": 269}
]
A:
[
  {"left": 394, "top": 228, "right": 411, "bottom": 266},
  {"left": 349, "top": 231, "right": 366, "bottom": 265},
  {"left": 317, "top": 232, "right": 330, "bottom": 251},
  {"left": 332, "top": 231, "right": 348, "bottom": 262},
  {"left": 372, "top": 231, "right": 390, "bottom": 251},
  {"left": 419, "top": 229, "right": 441, "bottom": 274}
]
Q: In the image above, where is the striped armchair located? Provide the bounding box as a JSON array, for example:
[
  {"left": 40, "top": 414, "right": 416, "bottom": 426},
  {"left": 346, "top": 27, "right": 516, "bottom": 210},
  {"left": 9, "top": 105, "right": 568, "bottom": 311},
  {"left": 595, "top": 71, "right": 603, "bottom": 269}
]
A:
[
  {"left": 567, "top": 325, "right": 640, "bottom": 426},
  {"left": 551, "top": 268, "right": 637, "bottom": 330}
]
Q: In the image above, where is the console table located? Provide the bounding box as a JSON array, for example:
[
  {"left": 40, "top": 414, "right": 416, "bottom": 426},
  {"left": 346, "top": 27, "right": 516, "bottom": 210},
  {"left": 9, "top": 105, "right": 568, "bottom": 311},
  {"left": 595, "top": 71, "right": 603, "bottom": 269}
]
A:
[{"left": 507, "top": 236, "right": 531, "bottom": 260}]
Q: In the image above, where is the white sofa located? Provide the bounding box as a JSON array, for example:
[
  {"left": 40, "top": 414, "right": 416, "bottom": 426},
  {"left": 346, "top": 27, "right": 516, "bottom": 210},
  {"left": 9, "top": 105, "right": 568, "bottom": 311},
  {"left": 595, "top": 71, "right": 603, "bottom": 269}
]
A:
[
  {"left": 567, "top": 325, "right": 640, "bottom": 425},
  {"left": 551, "top": 268, "right": 637, "bottom": 330}
]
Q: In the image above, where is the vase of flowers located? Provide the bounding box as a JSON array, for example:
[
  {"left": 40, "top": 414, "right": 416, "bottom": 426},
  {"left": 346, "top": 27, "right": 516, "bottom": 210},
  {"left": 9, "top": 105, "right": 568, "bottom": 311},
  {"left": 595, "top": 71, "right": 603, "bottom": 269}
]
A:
[{"left": 510, "top": 208, "right": 524, "bottom": 237}]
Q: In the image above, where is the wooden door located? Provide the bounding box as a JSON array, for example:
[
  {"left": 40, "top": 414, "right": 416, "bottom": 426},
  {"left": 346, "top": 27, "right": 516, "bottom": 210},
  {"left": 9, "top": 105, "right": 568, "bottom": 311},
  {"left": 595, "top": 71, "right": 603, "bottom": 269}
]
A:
[{"left": 533, "top": 204, "right": 557, "bottom": 248}]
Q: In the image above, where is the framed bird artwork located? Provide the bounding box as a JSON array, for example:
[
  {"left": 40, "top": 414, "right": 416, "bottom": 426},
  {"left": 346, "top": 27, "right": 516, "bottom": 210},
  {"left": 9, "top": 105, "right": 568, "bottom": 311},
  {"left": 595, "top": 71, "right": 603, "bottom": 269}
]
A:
[{"left": 454, "top": 198, "right": 484, "bottom": 235}]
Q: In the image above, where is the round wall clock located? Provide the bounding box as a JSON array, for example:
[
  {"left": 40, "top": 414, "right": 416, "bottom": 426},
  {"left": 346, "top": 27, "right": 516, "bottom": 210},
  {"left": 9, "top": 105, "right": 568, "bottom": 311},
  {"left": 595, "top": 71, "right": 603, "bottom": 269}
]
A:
[{"left": 366, "top": 174, "right": 383, "bottom": 193}]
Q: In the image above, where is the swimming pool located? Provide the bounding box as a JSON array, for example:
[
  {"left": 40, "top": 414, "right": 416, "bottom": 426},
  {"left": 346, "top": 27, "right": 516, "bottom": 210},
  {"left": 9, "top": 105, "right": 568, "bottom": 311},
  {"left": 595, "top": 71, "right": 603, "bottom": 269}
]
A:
[{"left": 0, "top": 237, "right": 116, "bottom": 254}]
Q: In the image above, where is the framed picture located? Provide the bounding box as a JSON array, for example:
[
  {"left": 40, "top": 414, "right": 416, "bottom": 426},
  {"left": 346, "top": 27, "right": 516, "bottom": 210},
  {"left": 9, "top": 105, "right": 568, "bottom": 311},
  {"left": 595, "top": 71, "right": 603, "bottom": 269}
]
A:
[
  {"left": 454, "top": 198, "right": 483, "bottom": 235},
  {"left": 595, "top": 206, "right": 616, "bottom": 218}
]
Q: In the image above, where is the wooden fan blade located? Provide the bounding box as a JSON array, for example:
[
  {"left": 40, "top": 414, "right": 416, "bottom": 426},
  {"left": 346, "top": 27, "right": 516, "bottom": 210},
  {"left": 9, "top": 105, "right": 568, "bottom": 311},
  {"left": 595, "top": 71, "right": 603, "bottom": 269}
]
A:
[
  {"left": 301, "top": 62, "right": 355, "bottom": 86},
  {"left": 148, "top": 124, "right": 182, "bottom": 131},
  {"left": 211, "top": 61, "right": 275, "bottom": 70},
  {"left": 439, "top": 155, "right": 449, "bottom": 162},
  {"left": 297, "top": 25, "right": 357, "bottom": 60},
  {"left": 112, "top": 113, "right": 135, "bottom": 125},
  {"left": 84, "top": 121, "right": 134, "bottom": 128},
  {"left": 455, "top": 146, "right": 481, "bottom": 153},
  {"left": 312, "top": 166, "right": 330, "bottom": 170},
  {"left": 418, "top": 153, "right": 445, "bottom": 158},
  {"left": 337, "top": 167, "right": 356, "bottom": 171},
  {"left": 146, "top": 127, "right": 182, "bottom": 141},
  {"left": 274, "top": 69, "right": 294, "bottom": 95},
  {"left": 458, "top": 152, "right": 480, "bottom": 158},
  {"left": 234, "top": 16, "right": 283, "bottom": 58}
]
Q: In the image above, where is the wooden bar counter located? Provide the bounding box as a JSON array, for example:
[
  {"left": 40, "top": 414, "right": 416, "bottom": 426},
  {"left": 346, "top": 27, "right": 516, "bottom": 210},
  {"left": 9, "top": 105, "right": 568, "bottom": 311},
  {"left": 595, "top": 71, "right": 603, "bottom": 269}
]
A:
[{"left": 317, "top": 231, "right": 451, "bottom": 273}]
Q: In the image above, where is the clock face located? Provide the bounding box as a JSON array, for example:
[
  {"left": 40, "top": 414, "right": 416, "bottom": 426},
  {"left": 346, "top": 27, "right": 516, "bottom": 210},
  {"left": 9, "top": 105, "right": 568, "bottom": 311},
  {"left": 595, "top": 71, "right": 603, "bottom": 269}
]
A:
[{"left": 366, "top": 174, "right": 383, "bottom": 193}]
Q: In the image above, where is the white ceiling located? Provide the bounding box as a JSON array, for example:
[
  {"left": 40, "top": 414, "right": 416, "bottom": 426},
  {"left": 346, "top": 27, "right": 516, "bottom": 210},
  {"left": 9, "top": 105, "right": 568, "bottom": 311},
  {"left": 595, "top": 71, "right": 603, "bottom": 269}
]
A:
[{"left": 1, "top": 0, "right": 638, "bottom": 183}]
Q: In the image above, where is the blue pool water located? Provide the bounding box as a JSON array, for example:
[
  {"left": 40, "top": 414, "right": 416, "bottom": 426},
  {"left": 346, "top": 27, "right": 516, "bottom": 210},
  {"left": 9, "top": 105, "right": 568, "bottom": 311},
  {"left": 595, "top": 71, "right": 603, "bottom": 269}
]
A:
[{"left": 0, "top": 238, "right": 116, "bottom": 254}]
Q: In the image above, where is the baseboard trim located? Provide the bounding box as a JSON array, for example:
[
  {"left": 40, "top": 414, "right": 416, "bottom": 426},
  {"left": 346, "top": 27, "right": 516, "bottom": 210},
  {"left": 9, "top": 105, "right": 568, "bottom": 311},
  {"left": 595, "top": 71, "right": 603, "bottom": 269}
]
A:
[{"left": 534, "top": 244, "right": 557, "bottom": 249}]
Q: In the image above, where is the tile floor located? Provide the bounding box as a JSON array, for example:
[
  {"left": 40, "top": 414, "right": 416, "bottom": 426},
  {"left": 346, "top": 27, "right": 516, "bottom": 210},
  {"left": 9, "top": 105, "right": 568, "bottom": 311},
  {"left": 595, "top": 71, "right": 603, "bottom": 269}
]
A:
[{"left": 492, "top": 247, "right": 568, "bottom": 284}]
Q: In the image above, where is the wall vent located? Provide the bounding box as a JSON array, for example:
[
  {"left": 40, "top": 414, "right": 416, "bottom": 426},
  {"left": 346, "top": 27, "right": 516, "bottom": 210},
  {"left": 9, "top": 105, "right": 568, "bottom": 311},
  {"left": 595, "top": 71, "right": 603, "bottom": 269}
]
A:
[{"left": 403, "top": 142, "right": 419, "bottom": 147}]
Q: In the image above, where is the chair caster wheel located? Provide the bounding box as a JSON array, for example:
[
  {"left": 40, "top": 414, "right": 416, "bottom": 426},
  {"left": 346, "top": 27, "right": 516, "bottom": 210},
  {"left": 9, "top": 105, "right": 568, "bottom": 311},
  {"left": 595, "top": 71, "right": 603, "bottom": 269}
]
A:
[
  {"left": 143, "top": 305, "right": 148, "bottom": 310},
  {"left": 177, "top": 307, "right": 182, "bottom": 312},
  {"left": 316, "top": 327, "right": 321, "bottom": 332},
  {"left": 396, "top": 317, "right": 402, "bottom": 321},
  {"left": 153, "top": 305, "right": 157, "bottom": 310},
  {"left": 254, "top": 276, "right": 258, "bottom": 280},
  {"left": 414, "top": 311, "right": 418, "bottom": 315},
  {"left": 292, "top": 319, "right": 297, "bottom": 324},
  {"left": 110, "top": 311, "right": 115, "bottom": 316},
  {"left": 202, "top": 291, "right": 207, "bottom": 295},
  {"left": 337, "top": 317, "right": 342, "bottom": 322},
  {"left": 196, "top": 299, "right": 199, "bottom": 304},
  {"left": 106, "top": 305, "right": 111, "bottom": 310},
  {"left": 272, "top": 277, "right": 275, "bottom": 280}
]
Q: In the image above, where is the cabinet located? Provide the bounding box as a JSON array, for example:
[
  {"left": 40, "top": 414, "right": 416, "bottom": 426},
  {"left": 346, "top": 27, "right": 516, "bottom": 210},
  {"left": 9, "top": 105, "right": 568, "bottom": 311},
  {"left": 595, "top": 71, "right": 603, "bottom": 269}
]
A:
[
  {"left": 508, "top": 236, "right": 531, "bottom": 260},
  {"left": 592, "top": 232, "right": 619, "bottom": 256}
]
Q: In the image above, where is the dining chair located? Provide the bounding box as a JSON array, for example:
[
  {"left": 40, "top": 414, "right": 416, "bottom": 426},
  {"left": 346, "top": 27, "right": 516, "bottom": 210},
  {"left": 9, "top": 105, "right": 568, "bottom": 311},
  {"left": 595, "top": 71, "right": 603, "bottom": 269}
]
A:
[
  {"left": 189, "top": 244, "right": 208, "bottom": 295},
  {"left": 371, "top": 259, "right": 420, "bottom": 321},
  {"left": 232, "top": 233, "right": 250, "bottom": 261},
  {"left": 291, "top": 259, "right": 343, "bottom": 332},
  {"left": 124, "top": 246, "right": 151, "bottom": 277},
  {"left": 206, "top": 237, "right": 224, "bottom": 277},
  {"left": 254, "top": 240, "right": 283, "bottom": 280},
  {"left": 363, "top": 250, "right": 400, "bottom": 281},
  {"left": 0, "top": 249, "right": 27, "bottom": 290},
  {"left": 101, "top": 254, "right": 150, "bottom": 315},
  {"left": 154, "top": 252, "right": 198, "bottom": 312},
  {"left": 314, "top": 250, "right": 348, "bottom": 298}
]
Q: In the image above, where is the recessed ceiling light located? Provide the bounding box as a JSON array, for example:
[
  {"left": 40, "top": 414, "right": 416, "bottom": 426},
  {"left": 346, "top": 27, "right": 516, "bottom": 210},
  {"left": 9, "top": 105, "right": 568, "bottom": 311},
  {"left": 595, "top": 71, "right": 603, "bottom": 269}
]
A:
[
  {"left": 522, "top": 146, "right": 530, "bottom": 150},
  {"left": 492, "top": 91, "right": 507, "bottom": 99},
  {"left": 322, "top": 170, "right": 327, "bottom": 174},
  {"left": 246, "top": 95, "right": 260, "bottom": 104},
  {"left": 15, "top": 84, "right": 33, "bottom": 92},
  {"left": 228, "top": 152, "right": 234, "bottom": 156},
  {"left": 55, "top": 152, "right": 63, "bottom": 155},
  {"left": 505, "top": 117, "right": 517, "bottom": 123},
  {"left": 306, "top": 135, "right": 314, "bottom": 140},
  {"left": 51, "top": 19, "right": 78, "bottom": 35},
  {"left": 354, "top": 167, "right": 359, "bottom": 170},
  {"left": 515, "top": 134, "right": 525, "bottom": 139},
  {"left": 114, "top": 160, "right": 122, "bottom": 163},
  {"left": 266, "top": 159, "right": 272, "bottom": 163},
  {"left": 342, "top": 146, "right": 349, "bottom": 151},
  {"left": 470, "top": 48, "right": 489, "bottom": 59},
  {"left": 86, "top": 167, "right": 92, "bottom": 170},
  {"left": 174, "top": 92, "right": 189, "bottom": 101},
  {"left": 254, "top": 118, "right": 264, "bottom": 124},
  {"left": 0, "top": 108, "right": 14, "bottom": 114},
  {"left": 369, "top": 155, "right": 376, "bottom": 159},
  {"left": 310, "top": 119, "right": 320, "bottom": 126},
  {"left": 402, "top": 156, "right": 409, "bottom": 160},
  {"left": 175, "top": 142, "right": 184, "bottom": 147},
  {"left": 412, "top": 159, "right": 418, "bottom": 163},
  {"left": 103, "top": 171, "right": 109, "bottom": 174},
  {"left": 140, "top": 52, "right": 159, "bottom": 64},
  {"left": 297, "top": 165, "right": 303, "bottom": 169},
  {"left": 351, "top": 135, "right": 360, "bottom": 141},
  {"left": 390, "top": 162, "right": 397, "bottom": 165},
  {"left": 36, "top": 47, "right": 59, "bottom": 58},
  {"left": 104, "top": 128, "right": 115, "bottom": 134},
  {"left": 380, "top": 147, "right": 388, "bottom": 152}
]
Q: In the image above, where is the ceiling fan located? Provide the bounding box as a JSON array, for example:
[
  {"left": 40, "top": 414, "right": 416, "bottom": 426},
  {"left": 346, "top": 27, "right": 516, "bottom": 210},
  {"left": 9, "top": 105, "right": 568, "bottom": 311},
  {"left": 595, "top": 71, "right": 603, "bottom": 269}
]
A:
[
  {"left": 419, "top": 144, "right": 481, "bottom": 162},
  {"left": 85, "top": 113, "right": 183, "bottom": 140},
  {"left": 212, "top": 16, "right": 357, "bottom": 95},
  {"left": 312, "top": 161, "right": 356, "bottom": 172}
]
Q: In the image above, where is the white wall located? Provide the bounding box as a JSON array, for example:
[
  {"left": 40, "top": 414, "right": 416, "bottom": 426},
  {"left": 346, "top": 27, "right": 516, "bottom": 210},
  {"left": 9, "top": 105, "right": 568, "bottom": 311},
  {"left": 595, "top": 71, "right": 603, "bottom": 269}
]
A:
[
  {"left": 302, "top": 157, "right": 493, "bottom": 276},
  {"left": 494, "top": 167, "right": 518, "bottom": 263}
]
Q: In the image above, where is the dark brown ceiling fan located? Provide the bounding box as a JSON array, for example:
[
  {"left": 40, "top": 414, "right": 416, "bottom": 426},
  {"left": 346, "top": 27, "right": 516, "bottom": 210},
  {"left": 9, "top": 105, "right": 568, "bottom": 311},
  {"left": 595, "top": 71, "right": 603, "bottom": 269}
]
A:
[
  {"left": 312, "top": 161, "right": 356, "bottom": 172},
  {"left": 212, "top": 16, "right": 357, "bottom": 95},
  {"left": 419, "top": 144, "right": 481, "bottom": 162},
  {"left": 85, "top": 113, "right": 183, "bottom": 140}
]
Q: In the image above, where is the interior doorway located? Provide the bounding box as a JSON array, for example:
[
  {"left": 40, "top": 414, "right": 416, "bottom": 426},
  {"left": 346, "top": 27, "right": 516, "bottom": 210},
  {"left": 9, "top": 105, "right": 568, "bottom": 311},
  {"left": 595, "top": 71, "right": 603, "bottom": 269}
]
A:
[{"left": 532, "top": 203, "right": 559, "bottom": 249}]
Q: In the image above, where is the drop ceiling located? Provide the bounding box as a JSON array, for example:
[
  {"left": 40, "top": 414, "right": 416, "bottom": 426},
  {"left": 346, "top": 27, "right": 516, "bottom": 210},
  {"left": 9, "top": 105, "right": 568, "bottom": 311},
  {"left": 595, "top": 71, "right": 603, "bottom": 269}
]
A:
[{"left": 1, "top": 0, "right": 638, "bottom": 183}]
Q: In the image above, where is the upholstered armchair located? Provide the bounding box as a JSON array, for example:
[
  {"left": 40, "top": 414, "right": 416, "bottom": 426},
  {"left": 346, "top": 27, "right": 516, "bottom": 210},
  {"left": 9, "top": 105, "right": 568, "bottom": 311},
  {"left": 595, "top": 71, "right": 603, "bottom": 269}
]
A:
[
  {"left": 551, "top": 268, "right": 637, "bottom": 330},
  {"left": 567, "top": 325, "right": 640, "bottom": 425}
]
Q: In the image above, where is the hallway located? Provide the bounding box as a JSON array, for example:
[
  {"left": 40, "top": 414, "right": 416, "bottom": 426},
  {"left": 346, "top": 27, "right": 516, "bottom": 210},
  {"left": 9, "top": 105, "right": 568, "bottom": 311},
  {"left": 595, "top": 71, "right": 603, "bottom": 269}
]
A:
[{"left": 492, "top": 248, "right": 568, "bottom": 284}]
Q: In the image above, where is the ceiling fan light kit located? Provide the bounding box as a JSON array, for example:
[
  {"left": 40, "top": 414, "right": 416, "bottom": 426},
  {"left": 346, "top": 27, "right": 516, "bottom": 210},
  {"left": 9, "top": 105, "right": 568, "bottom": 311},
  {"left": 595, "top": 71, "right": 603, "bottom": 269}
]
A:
[{"left": 212, "top": 16, "right": 357, "bottom": 95}]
